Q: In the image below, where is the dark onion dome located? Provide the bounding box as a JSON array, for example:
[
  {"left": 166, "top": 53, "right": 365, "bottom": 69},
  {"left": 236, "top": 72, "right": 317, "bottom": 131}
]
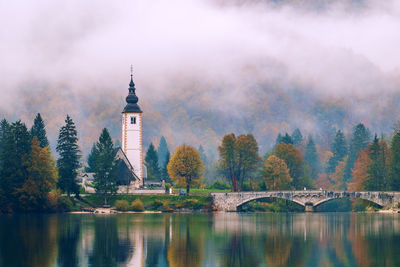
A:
[{"left": 123, "top": 75, "right": 142, "bottom": 113}]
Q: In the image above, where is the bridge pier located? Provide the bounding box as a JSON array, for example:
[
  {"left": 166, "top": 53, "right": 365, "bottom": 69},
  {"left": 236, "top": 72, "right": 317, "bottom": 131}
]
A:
[{"left": 305, "top": 203, "right": 314, "bottom": 212}]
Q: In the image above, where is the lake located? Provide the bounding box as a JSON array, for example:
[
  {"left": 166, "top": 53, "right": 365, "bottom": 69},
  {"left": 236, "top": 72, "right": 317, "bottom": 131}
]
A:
[{"left": 0, "top": 212, "right": 399, "bottom": 266}]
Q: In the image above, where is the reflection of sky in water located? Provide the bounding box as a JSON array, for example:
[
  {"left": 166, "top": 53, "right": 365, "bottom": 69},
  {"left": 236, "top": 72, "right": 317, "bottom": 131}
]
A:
[{"left": 0, "top": 213, "right": 400, "bottom": 266}]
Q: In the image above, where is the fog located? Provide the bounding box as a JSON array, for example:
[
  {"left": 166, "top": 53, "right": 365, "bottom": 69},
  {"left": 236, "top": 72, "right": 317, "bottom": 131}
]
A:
[{"left": 1, "top": 0, "right": 399, "bottom": 157}]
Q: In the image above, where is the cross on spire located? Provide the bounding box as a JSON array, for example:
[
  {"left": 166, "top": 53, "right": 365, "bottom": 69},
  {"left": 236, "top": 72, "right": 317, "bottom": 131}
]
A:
[{"left": 130, "top": 64, "right": 133, "bottom": 78}]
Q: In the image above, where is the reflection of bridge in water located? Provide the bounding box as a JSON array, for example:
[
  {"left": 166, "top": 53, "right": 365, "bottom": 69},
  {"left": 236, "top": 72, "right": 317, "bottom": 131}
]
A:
[{"left": 211, "top": 191, "right": 400, "bottom": 211}]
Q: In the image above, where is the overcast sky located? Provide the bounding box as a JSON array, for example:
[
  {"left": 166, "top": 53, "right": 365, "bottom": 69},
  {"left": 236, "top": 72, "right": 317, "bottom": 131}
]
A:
[{"left": 1, "top": 0, "right": 400, "bottom": 153}]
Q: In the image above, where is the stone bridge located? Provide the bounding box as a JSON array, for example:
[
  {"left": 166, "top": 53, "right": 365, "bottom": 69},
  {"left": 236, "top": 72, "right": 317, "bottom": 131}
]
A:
[{"left": 211, "top": 191, "right": 400, "bottom": 212}]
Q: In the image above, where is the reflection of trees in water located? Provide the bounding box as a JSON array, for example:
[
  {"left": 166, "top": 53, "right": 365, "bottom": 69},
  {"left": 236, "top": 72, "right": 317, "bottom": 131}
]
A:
[
  {"left": 0, "top": 214, "right": 58, "bottom": 267},
  {"left": 167, "top": 215, "right": 205, "bottom": 267},
  {"left": 264, "top": 234, "right": 292, "bottom": 267},
  {"left": 57, "top": 215, "right": 81, "bottom": 267},
  {"left": 347, "top": 214, "right": 400, "bottom": 267},
  {"left": 89, "top": 216, "right": 132, "bottom": 267},
  {"left": 2, "top": 213, "right": 400, "bottom": 266},
  {"left": 219, "top": 233, "right": 263, "bottom": 267}
]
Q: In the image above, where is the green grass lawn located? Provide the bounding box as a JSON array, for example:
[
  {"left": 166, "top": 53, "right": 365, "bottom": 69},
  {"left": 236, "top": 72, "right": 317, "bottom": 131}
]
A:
[{"left": 83, "top": 193, "right": 212, "bottom": 210}]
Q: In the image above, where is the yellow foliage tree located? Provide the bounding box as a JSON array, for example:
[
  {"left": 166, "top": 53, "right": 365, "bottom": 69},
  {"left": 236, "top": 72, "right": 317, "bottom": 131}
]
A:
[
  {"left": 348, "top": 149, "right": 372, "bottom": 191},
  {"left": 167, "top": 145, "right": 204, "bottom": 195},
  {"left": 330, "top": 157, "right": 347, "bottom": 190},
  {"left": 19, "top": 137, "right": 58, "bottom": 211},
  {"left": 263, "top": 155, "right": 293, "bottom": 190}
]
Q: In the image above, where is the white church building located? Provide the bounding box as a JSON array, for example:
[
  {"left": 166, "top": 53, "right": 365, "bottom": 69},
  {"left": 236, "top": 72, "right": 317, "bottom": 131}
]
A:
[
  {"left": 81, "top": 73, "right": 167, "bottom": 193},
  {"left": 120, "top": 73, "right": 144, "bottom": 188}
]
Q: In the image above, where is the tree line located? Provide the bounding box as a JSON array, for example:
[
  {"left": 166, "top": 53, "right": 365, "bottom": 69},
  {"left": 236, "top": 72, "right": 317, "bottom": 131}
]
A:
[
  {"left": 0, "top": 114, "right": 131, "bottom": 212},
  {"left": 214, "top": 123, "right": 400, "bottom": 193}
]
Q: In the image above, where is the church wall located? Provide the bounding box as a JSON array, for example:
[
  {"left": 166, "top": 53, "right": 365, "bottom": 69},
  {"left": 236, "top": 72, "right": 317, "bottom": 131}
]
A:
[{"left": 122, "top": 112, "right": 143, "bottom": 186}]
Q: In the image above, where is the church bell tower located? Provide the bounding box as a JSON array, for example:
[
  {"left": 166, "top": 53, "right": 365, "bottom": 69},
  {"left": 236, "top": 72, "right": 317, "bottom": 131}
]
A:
[{"left": 122, "top": 70, "right": 143, "bottom": 185}]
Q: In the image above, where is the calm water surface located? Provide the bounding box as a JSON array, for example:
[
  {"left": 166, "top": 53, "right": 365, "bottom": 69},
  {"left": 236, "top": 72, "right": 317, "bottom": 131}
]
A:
[{"left": 0, "top": 212, "right": 399, "bottom": 267}]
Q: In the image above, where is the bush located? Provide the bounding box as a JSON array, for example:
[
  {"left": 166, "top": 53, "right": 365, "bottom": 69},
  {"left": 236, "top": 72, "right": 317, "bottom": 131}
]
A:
[
  {"left": 161, "top": 200, "right": 173, "bottom": 212},
  {"left": 79, "top": 186, "right": 86, "bottom": 195},
  {"left": 152, "top": 199, "right": 164, "bottom": 210},
  {"left": 209, "top": 180, "right": 231, "bottom": 190},
  {"left": 165, "top": 183, "right": 171, "bottom": 193},
  {"left": 241, "top": 182, "right": 252, "bottom": 192},
  {"left": 131, "top": 199, "right": 145, "bottom": 212},
  {"left": 184, "top": 199, "right": 202, "bottom": 209},
  {"left": 115, "top": 200, "right": 130, "bottom": 211}
]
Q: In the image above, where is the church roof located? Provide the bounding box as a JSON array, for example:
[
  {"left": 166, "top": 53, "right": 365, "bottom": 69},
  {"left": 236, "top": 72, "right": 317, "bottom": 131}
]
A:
[
  {"left": 123, "top": 74, "right": 142, "bottom": 113},
  {"left": 114, "top": 147, "right": 140, "bottom": 185}
]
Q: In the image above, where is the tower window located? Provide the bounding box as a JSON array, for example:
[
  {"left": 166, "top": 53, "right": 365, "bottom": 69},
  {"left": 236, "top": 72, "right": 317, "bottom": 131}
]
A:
[{"left": 131, "top": 116, "right": 136, "bottom": 124}]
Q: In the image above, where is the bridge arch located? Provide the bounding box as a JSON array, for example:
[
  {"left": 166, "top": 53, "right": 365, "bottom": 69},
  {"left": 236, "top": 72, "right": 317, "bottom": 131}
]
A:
[
  {"left": 236, "top": 196, "right": 305, "bottom": 211},
  {"left": 313, "top": 196, "right": 383, "bottom": 209}
]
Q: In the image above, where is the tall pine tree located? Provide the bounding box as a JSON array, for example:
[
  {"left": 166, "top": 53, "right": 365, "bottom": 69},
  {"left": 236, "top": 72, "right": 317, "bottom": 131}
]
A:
[
  {"left": 391, "top": 131, "right": 400, "bottom": 190},
  {"left": 30, "top": 113, "right": 49, "bottom": 148},
  {"left": 0, "top": 121, "right": 31, "bottom": 211},
  {"left": 275, "top": 133, "right": 283, "bottom": 146},
  {"left": 162, "top": 151, "right": 171, "bottom": 183},
  {"left": 157, "top": 136, "right": 169, "bottom": 168},
  {"left": 198, "top": 145, "right": 207, "bottom": 165},
  {"left": 92, "top": 128, "right": 118, "bottom": 205},
  {"left": 291, "top": 129, "right": 303, "bottom": 147},
  {"left": 344, "top": 123, "right": 370, "bottom": 181},
  {"left": 56, "top": 115, "right": 81, "bottom": 197},
  {"left": 86, "top": 143, "right": 98, "bottom": 172},
  {"left": 304, "top": 136, "right": 320, "bottom": 180},
  {"left": 281, "top": 133, "right": 293, "bottom": 145},
  {"left": 145, "top": 143, "right": 160, "bottom": 180},
  {"left": 327, "top": 130, "right": 347, "bottom": 173}
]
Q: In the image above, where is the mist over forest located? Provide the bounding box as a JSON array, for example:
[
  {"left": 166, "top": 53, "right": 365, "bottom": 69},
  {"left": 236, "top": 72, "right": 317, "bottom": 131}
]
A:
[{"left": 1, "top": 0, "right": 400, "bottom": 161}]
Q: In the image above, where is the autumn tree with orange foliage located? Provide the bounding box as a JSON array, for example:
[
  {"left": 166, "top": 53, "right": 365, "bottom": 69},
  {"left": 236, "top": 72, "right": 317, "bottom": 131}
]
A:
[
  {"left": 19, "top": 137, "right": 58, "bottom": 211},
  {"left": 167, "top": 145, "right": 204, "bottom": 195},
  {"left": 263, "top": 155, "right": 292, "bottom": 190},
  {"left": 348, "top": 149, "right": 371, "bottom": 191},
  {"left": 330, "top": 158, "right": 347, "bottom": 190},
  {"left": 218, "top": 133, "right": 260, "bottom": 191},
  {"left": 274, "top": 143, "right": 313, "bottom": 189}
]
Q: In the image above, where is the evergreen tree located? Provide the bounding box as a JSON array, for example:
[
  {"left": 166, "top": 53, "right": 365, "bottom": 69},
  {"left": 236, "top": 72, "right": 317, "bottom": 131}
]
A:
[
  {"left": 92, "top": 128, "right": 118, "bottom": 205},
  {"left": 391, "top": 132, "right": 400, "bottom": 190},
  {"left": 162, "top": 151, "right": 171, "bottom": 183},
  {"left": 304, "top": 136, "right": 320, "bottom": 180},
  {"left": 344, "top": 123, "right": 371, "bottom": 181},
  {"left": 145, "top": 143, "right": 160, "bottom": 180},
  {"left": 30, "top": 113, "right": 49, "bottom": 148},
  {"left": 327, "top": 130, "right": 347, "bottom": 173},
  {"left": 56, "top": 115, "right": 81, "bottom": 197},
  {"left": 0, "top": 120, "right": 10, "bottom": 179},
  {"left": 198, "top": 145, "right": 207, "bottom": 165},
  {"left": 157, "top": 136, "right": 169, "bottom": 168},
  {"left": 281, "top": 133, "right": 293, "bottom": 145},
  {"left": 0, "top": 120, "right": 31, "bottom": 211},
  {"left": 291, "top": 129, "right": 303, "bottom": 147},
  {"left": 86, "top": 143, "right": 98, "bottom": 172},
  {"left": 275, "top": 133, "right": 283, "bottom": 146}
]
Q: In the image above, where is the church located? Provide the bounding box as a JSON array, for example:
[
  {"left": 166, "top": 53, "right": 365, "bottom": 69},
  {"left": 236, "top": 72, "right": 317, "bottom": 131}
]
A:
[
  {"left": 118, "top": 72, "right": 144, "bottom": 189},
  {"left": 81, "top": 73, "right": 162, "bottom": 192}
]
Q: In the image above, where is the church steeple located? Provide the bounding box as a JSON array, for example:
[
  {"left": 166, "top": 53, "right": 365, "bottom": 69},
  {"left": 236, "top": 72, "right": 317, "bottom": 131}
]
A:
[{"left": 123, "top": 68, "right": 142, "bottom": 113}]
